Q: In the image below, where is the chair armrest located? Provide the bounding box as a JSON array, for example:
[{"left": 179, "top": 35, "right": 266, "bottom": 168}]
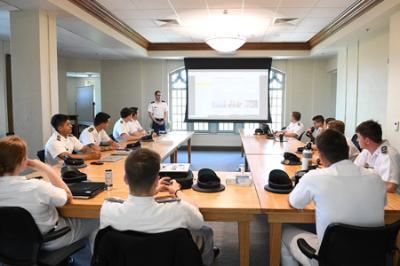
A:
[
  {"left": 297, "top": 238, "right": 318, "bottom": 260},
  {"left": 43, "top": 227, "right": 71, "bottom": 242}
]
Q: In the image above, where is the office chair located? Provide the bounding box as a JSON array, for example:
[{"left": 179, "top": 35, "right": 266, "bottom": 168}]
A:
[
  {"left": 297, "top": 220, "right": 400, "bottom": 266},
  {"left": 37, "top": 149, "right": 45, "bottom": 163},
  {"left": 92, "top": 226, "right": 203, "bottom": 266},
  {"left": 0, "top": 207, "right": 86, "bottom": 266},
  {"left": 297, "top": 131, "right": 305, "bottom": 141},
  {"left": 351, "top": 133, "right": 362, "bottom": 152}
]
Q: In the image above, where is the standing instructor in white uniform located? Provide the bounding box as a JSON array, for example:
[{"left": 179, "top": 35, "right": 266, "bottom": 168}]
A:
[{"left": 148, "top": 90, "right": 168, "bottom": 134}]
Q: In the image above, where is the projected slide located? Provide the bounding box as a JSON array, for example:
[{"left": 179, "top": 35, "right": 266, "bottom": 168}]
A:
[{"left": 187, "top": 69, "right": 269, "bottom": 121}]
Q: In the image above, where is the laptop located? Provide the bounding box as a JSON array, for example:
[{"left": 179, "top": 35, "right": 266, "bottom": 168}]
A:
[{"left": 68, "top": 182, "right": 106, "bottom": 199}]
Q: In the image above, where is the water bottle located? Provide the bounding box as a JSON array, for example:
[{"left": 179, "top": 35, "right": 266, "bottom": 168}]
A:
[
  {"left": 105, "top": 169, "right": 113, "bottom": 190},
  {"left": 301, "top": 149, "right": 312, "bottom": 170}
]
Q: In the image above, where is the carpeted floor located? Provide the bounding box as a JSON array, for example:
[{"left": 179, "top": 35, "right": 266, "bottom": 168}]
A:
[{"left": 71, "top": 149, "right": 272, "bottom": 266}]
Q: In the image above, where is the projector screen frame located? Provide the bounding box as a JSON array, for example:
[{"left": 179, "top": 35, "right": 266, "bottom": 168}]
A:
[{"left": 184, "top": 58, "right": 272, "bottom": 123}]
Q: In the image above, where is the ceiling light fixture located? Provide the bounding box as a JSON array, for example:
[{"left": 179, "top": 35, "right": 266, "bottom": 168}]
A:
[{"left": 206, "top": 36, "right": 246, "bottom": 53}]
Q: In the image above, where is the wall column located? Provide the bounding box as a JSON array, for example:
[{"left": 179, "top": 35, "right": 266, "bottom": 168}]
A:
[{"left": 10, "top": 10, "right": 59, "bottom": 156}]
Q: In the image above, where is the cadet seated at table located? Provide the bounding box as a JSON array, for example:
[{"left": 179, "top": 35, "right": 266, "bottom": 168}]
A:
[{"left": 281, "top": 129, "right": 386, "bottom": 266}]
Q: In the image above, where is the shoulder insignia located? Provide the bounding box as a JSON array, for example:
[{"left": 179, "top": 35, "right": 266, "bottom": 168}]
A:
[
  {"left": 298, "top": 123, "right": 300, "bottom": 126},
  {"left": 67, "top": 134, "right": 74, "bottom": 137},
  {"left": 88, "top": 127, "right": 94, "bottom": 132},
  {"left": 56, "top": 135, "right": 61, "bottom": 141},
  {"left": 162, "top": 100, "right": 166, "bottom": 102},
  {"left": 151, "top": 101, "right": 155, "bottom": 103},
  {"left": 381, "top": 146, "right": 388, "bottom": 154},
  {"left": 120, "top": 120, "right": 123, "bottom": 123},
  {"left": 365, "top": 163, "right": 371, "bottom": 168}
]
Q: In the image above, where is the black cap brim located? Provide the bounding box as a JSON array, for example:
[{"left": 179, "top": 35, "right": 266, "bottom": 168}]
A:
[
  {"left": 281, "top": 159, "right": 301, "bottom": 166},
  {"left": 192, "top": 183, "right": 225, "bottom": 193},
  {"left": 264, "top": 184, "right": 293, "bottom": 194}
]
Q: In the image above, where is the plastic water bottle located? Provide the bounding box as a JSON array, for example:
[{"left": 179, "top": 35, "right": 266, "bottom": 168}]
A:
[
  {"left": 105, "top": 169, "right": 113, "bottom": 190},
  {"left": 301, "top": 149, "right": 312, "bottom": 170}
]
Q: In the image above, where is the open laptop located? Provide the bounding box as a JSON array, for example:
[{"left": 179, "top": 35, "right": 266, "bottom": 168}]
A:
[{"left": 68, "top": 182, "right": 106, "bottom": 199}]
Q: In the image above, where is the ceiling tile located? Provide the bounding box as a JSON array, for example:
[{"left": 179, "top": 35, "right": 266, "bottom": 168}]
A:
[
  {"left": 276, "top": 7, "right": 312, "bottom": 18},
  {"left": 298, "top": 17, "right": 333, "bottom": 27},
  {"left": 243, "top": 8, "right": 277, "bottom": 18},
  {"left": 307, "top": 7, "right": 345, "bottom": 18},
  {"left": 279, "top": 0, "right": 319, "bottom": 8},
  {"left": 170, "top": 0, "right": 206, "bottom": 9},
  {"left": 206, "top": 0, "right": 244, "bottom": 9},
  {"left": 244, "top": 0, "right": 280, "bottom": 8},
  {"left": 130, "top": 0, "right": 172, "bottom": 9},
  {"left": 315, "top": 0, "right": 357, "bottom": 8},
  {"left": 124, "top": 19, "right": 158, "bottom": 28},
  {"left": 97, "top": 0, "right": 136, "bottom": 10}
]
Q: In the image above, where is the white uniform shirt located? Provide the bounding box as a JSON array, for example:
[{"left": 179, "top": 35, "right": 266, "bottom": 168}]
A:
[
  {"left": 79, "top": 125, "right": 111, "bottom": 146},
  {"left": 113, "top": 118, "right": 130, "bottom": 142},
  {"left": 354, "top": 140, "right": 400, "bottom": 185},
  {"left": 45, "top": 132, "right": 84, "bottom": 164},
  {"left": 0, "top": 176, "right": 67, "bottom": 234},
  {"left": 100, "top": 195, "right": 204, "bottom": 233},
  {"left": 289, "top": 160, "right": 386, "bottom": 244},
  {"left": 128, "top": 120, "right": 143, "bottom": 134},
  {"left": 347, "top": 138, "right": 360, "bottom": 162},
  {"left": 312, "top": 127, "right": 323, "bottom": 139},
  {"left": 285, "top": 121, "right": 305, "bottom": 137},
  {"left": 148, "top": 101, "right": 168, "bottom": 119}
]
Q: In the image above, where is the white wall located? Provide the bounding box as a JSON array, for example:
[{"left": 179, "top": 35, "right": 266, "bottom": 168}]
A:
[
  {"left": 0, "top": 40, "right": 9, "bottom": 137},
  {"left": 386, "top": 10, "right": 400, "bottom": 150},
  {"left": 100, "top": 57, "right": 335, "bottom": 146},
  {"left": 58, "top": 56, "right": 101, "bottom": 114},
  {"left": 336, "top": 28, "right": 389, "bottom": 137}
]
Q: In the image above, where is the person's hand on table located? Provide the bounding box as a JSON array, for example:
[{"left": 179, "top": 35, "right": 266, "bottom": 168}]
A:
[
  {"left": 167, "top": 180, "right": 181, "bottom": 195},
  {"left": 156, "top": 177, "right": 172, "bottom": 193}
]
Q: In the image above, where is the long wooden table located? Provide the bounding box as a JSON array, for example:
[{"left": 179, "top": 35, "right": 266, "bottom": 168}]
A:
[
  {"left": 34, "top": 131, "right": 259, "bottom": 266},
  {"left": 240, "top": 130, "right": 400, "bottom": 266}
]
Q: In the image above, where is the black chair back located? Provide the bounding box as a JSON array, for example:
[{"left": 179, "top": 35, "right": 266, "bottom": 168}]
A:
[
  {"left": 0, "top": 207, "right": 43, "bottom": 265},
  {"left": 298, "top": 131, "right": 305, "bottom": 141},
  {"left": 92, "top": 227, "right": 203, "bottom": 266},
  {"left": 317, "top": 221, "right": 400, "bottom": 266},
  {"left": 351, "top": 133, "right": 362, "bottom": 152},
  {"left": 37, "top": 149, "right": 45, "bottom": 163}
]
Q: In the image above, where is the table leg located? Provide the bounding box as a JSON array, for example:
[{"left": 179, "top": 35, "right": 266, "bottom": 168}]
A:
[
  {"left": 238, "top": 220, "right": 250, "bottom": 266},
  {"left": 170, "top": 152, "right": 177, "bottom": 163},
  {"left": 188, "top": 138, "right": 192, "bottom": 163},
  {"left": 269, "top": 222, "right": 282, "bottom": 266},
  {"left": 241, "top": 144, "right": 244, "bottom": 157},
  {"left": 245, "top": 156, "right": 249, "bottom": 172}
]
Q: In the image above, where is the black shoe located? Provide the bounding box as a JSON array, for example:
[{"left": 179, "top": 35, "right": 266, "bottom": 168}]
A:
[{"left": 213, "top": 247, "right": 220, "bottom": 260}]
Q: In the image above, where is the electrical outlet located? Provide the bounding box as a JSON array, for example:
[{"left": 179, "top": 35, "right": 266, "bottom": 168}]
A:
[{"left": 394, "top": 121, "right": 400, "bottom": 132}]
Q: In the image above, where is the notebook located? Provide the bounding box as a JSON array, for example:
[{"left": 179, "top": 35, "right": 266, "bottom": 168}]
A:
[
  {"left": 99, "top": 155, "right": 124, "bottom": 162},
  {"left": 68, "top": 182, "right": 106, "bottom": 199}
]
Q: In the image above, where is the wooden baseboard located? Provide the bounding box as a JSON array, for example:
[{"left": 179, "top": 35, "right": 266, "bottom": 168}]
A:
[{"left": 178, "top": 146, "right": 241, "bottom": 151}]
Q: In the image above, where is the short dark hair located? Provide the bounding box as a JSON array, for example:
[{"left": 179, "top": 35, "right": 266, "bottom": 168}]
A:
[
  {"left": 316, "top": 129, "right": 349, "bottom": 164},
  {"left": 312, "top": 115, "right": 325, "bottom": 124},
  {"left": 125, "top": 148, "right": 161, "bottom": 194},
  {"left": 51, "top": 114, "right": 68, "bottom": 131},
  {"left": 292, "top": 111, "right": 301, "bottom": 121},
  {"left": 356, "top": 120, "right": 382, "bottom": 143},
  {"left": 154, "top": 90, "right": 161, "bottom": 95},
  {"left": 120, "top": 107, "right": 133, "bottom": 118},
  {"left": 130, "top": 107, "right": 138, "bottom": 116},
  {"left": 327, "top": 120, "right": 345, "bottom": 134},
  {"left": 325, "top": 117, "right": 335, "bottom": 124},
  {"left": 94, "top": 112, "right": 111, "bottom": 126}
]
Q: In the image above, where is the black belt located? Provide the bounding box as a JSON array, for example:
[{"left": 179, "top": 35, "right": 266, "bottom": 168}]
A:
[{"left": 155, "top": 118, "right": 164, "bottom": 122}]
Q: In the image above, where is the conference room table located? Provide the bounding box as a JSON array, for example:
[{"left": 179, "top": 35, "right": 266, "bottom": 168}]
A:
[
  {"left": 240, "top": 129, "right": 400, "bottom": 266},
  {"left": 32, "top": 131, "right": 260, "bottom": 266}
]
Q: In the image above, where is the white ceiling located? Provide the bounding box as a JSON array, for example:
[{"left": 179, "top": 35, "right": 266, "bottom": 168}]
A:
[{"left": 97, "top": 0, "right": 358, "bottom": 43}]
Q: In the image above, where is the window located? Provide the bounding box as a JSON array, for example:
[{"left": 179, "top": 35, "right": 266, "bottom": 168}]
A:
[
  {"left": 169, "top": 67, "right": 285, "bottom": 133},
  {"left": 244, "top": 123, "right": 260, "bottom": 130},
  {"left": 269, "top": 69, "right": 285, "bottom": 131},
  {"left": 169, "top": 68, "right": 187, "bottom": 130},
  {"left": 218, "top": 122, "right": 234, "bottom": 132}
]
